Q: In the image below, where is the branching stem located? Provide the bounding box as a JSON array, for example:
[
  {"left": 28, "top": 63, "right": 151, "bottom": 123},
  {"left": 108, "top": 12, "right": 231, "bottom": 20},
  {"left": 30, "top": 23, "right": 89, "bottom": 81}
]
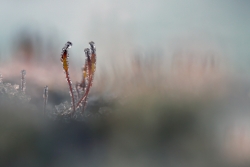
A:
[{"left": 61, "top": 42, "right": 76, "bottom": 113}]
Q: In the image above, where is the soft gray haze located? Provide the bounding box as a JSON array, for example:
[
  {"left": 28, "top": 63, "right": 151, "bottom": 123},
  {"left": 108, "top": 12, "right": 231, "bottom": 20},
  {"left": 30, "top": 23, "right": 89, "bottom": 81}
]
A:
[
  {"left": 1, "top": 1, "right": 250, "bottom": 167},
  {"left": 0, "top": 0, "right": 250, "bottom": 71}
]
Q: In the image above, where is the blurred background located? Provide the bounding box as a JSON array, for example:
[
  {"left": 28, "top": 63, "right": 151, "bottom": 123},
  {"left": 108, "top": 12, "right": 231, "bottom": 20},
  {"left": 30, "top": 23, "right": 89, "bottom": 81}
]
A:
[{"left": 0, "top": 0, "right": 250, "bottom": 166}]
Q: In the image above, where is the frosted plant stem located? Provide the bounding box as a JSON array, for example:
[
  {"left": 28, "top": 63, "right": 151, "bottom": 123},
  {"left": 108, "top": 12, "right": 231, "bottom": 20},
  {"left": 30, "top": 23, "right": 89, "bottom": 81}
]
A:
[
  {"left": 43, "top": 86, "right": 48, "bottom": 116},
  {"left": 20, "top": 70, "right": 26, "bottom": 94},
  {"left": 76, "top": 75, "right": 92, "bottom": 110},
  {"left": 76, "top": 82, "right": 81, "bottom": 99},
  {"left": 59, "top": 41, "right": 96, "bottom": 116},
  {"left": 66, "top": 69, "right": 76, "bottom": 113},
  {"left": 0, "top": 73, "right": 3, "bottom": 84},
  {"left": 60, "top": 41, "right": 76, "bottom": 114},
  {"left": 76, "top": 42, "right": 96, "bottom": 112},
  {"left": 75, "top": 83, "right": 80, "bottom": 102},
  {"left": 73, "top": 86, "right": 78, "bottom": 106}
]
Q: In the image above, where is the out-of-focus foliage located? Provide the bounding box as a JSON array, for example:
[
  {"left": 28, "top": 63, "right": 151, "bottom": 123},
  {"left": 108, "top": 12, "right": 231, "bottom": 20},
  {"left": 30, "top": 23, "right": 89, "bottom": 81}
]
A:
[{"left": 2, "top": 77, "right": 250, "bottom": 167}]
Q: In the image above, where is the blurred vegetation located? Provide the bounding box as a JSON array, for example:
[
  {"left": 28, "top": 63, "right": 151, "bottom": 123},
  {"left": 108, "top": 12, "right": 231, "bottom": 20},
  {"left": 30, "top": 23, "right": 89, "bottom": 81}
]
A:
[
  {"left": 0, "top": 28, "right": 249, "bottom": 167},
  {"left": 1, "top": 77, "right": 249, "bottom": 167}
]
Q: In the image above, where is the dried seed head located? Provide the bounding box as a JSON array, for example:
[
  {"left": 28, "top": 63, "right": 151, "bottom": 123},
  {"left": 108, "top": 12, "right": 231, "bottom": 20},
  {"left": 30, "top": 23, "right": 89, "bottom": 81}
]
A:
[
  {"left": 61, "top": 41, "right": 72, "bottom": 70},
  {"left": 66, "top": 41, "right": 72, "bottom": 48},
  {"left": 84, "top": 48, "right": 90, "bottom": 57},
  {"left": 62, "top": 41, "right": 73, "bottom": 51},
  {"left": 89, "top": 41, "right": 96, "bottom": 54}
]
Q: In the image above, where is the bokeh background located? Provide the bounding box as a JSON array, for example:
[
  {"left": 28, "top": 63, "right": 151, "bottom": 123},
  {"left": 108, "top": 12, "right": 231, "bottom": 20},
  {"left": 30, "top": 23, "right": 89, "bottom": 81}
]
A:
[{"left": 0, "top": 0, "right": 250, "bottom": 166}]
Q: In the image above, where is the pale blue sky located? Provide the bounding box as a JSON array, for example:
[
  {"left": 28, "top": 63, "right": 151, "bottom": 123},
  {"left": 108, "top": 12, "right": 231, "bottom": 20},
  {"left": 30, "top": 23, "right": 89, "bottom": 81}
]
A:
[{"left": 0, "top": 0, "right": 249, "bottom": 71}]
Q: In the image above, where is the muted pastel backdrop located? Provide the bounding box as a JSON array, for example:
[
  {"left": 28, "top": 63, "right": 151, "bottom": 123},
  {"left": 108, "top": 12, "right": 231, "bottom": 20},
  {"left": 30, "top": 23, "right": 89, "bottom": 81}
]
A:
[
  {"left": 1, "top": 1, "right": 250, "bottom": 167},
  {"left": 0, "top": 0, "right": 249, "bottom": 70}
]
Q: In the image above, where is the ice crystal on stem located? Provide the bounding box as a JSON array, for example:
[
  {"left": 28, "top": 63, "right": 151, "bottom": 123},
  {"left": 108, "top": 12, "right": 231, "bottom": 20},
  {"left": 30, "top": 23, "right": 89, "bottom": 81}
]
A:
[
  {"left": 19, "top": 70, "right": 31, "bottom": 102},
  {"left": 43, "top": 86, "right": 48, "bottom": 115},
  {"left": 0, "top": 41, "right": 101, "bottom": 121},
  {"left": 0, "top": 73, "right": 3, "bottom": 84},
  {"left": 0, "top": 71, "right": 30, "bottom": 105},
  {"left": 54, "top": 101, "right": 73, "bottom": 122},
  {"left": 56, "top": 41, "right": 97, "bottom": 119},
  {"left": 76, "top": 42, "right": 96, "bottom": 112},
  {"left": 20, "top": 70, "right": 26, "bottom": 94},
  {"left": 60, "top": 41, "right": 76, "bottom": 114}
]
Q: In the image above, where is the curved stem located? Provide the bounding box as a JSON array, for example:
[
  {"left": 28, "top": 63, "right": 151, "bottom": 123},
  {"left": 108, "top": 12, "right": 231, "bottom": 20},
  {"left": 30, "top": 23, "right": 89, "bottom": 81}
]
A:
[
  {"left": 65, "top": 70, "right": 76, "bottom": 113},
  {"left": 76, "top": 75, "right": 93, "bottom": 111}
]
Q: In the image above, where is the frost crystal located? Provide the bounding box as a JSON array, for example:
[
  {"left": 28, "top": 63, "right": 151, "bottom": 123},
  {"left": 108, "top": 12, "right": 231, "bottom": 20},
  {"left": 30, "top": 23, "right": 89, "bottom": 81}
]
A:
[
  {"left": 43, "top": 86, "right": 49, "bottom": 115},
  {"left": 0, "top": 81, "right": 30, "bottom": 104},
  {"left": 1, "top": 41, "right": 99, "bottom": 121},
  {"left": 0, "top": 70, "right": 31, "bottom": 105},
  {"left": 20, "top": 70, "right": 26, "bottom": 94},
  {"left": 55, "top": 101, "right": 72, "bottom": 115}
]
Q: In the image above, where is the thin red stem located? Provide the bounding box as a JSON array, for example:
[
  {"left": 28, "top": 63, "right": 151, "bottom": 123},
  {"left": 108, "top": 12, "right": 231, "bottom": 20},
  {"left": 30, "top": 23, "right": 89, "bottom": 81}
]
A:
[
  {"left": 65, "top": 70, "right": 76, "bottom": 112},
  {"left": 76, "top": 75, "right": 93, "bottom": 110}
]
